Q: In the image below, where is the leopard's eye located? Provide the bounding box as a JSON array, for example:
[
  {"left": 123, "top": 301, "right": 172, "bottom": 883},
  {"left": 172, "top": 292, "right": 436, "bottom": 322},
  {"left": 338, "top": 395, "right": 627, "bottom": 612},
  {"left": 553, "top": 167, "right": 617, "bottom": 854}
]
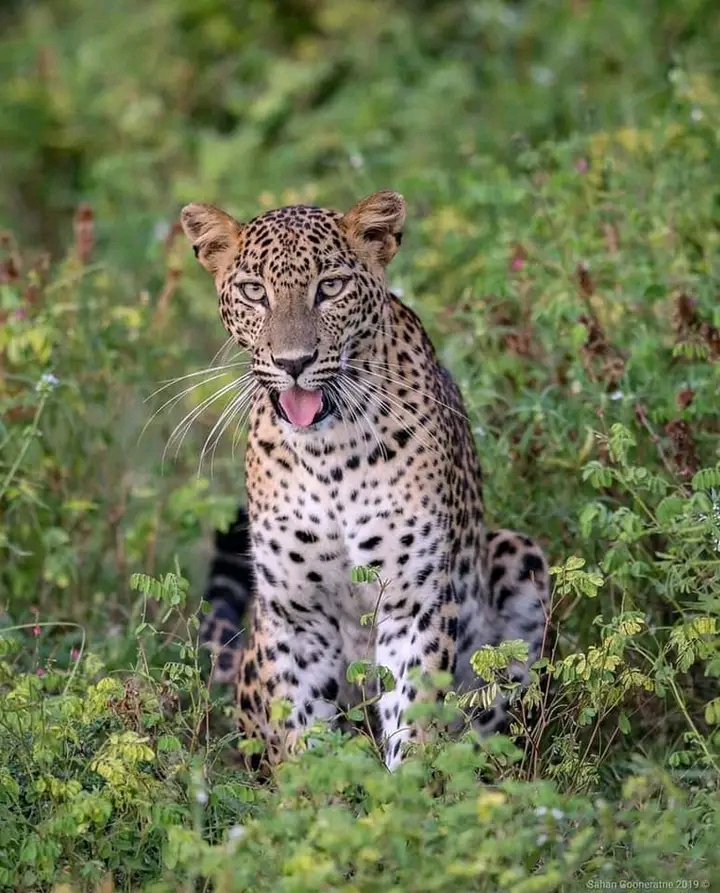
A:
[
  {"left": 240, "top": 282, "right": 267, "bottom": 304},
  {"left": 316, "top": 277, "right": 347, "bottom": 303}
]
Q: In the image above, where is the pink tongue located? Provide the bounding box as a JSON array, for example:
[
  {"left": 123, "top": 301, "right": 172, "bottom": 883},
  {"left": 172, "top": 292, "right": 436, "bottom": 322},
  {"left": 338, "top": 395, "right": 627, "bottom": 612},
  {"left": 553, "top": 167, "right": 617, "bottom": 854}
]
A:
[{"left": 278, "top": 387, "right": 323, "bottom": 427}]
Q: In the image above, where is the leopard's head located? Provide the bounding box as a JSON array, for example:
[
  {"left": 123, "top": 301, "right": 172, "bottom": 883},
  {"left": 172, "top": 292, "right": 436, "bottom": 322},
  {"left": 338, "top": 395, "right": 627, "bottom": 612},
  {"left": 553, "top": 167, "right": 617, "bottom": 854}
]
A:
[{"left": 180, "top": 191, "right": 405, "bottom": 430}]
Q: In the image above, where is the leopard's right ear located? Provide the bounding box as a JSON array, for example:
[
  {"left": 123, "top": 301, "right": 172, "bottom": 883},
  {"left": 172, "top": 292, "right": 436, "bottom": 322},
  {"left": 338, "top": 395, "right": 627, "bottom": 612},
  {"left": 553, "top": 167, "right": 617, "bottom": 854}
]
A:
[{"left": 180, "top": 203, "right": 244, "bottom": 277}]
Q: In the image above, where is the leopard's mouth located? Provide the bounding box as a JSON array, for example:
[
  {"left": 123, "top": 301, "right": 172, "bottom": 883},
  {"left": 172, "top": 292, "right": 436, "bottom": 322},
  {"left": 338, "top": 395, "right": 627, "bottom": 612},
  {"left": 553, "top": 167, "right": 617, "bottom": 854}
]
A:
[{"left": 270, "top": 386, "right": 335, "bottom": 429}]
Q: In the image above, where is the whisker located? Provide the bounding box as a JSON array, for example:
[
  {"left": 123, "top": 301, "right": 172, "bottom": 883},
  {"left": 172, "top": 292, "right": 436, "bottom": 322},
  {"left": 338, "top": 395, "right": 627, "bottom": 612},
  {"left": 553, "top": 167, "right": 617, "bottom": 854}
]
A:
[
  {"left": 326, "top": 381, "right": 374, "bottom": 461},
  {"left": 200, "top": 383, "right": 260, "bottom": 476},
  {"left": 339, "top": 380, "right": 399, "bottom": 454},
  {"left": 334, "top": 375, "right": 388, "bottom": 461},
  {"left": 324, "top": 381, "right": 352, "bottom": 445},
  {"left": 200, "top": 392, "right": 248, "bottom": 474},
  {"left": 139, "top": 369, "right": 248, "bottom": 445},
  {"left": 209, "top": 336, "right": 244, "bottom": 369},
  {"left": 162, "top": 376, "right": 254, "bottom": 468},
  {"left": 231, "top": 388, "right": 261, "bottom": 457},
  {"left": 144, "top": 359, "right": 249, "bottom": 403},
  {"left": 341, "top": 372, "right": 436, "bottom": 455},
  {"left": 345, "top": 360, "right": 470, "bottom": 422},
  {"left": 337, "top": 376, "right": 401, "bottom": 460},
  {"left": 347, "top": 358, "right": 469, "bottom": 419}
]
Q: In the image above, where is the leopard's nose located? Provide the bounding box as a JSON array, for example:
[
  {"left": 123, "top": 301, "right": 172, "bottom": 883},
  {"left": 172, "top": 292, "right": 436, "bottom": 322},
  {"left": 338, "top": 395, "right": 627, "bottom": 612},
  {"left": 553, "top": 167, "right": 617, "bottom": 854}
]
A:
[{"left": 271, "top": 349, "right": 318, "bottom": 380}]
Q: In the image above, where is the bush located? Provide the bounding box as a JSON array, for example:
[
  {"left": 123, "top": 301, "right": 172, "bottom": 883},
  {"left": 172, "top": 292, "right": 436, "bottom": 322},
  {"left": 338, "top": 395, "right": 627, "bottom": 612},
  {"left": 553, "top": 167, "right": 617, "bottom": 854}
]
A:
[
  {"left": 1, "top": 1, "right": 720, "bottom": 890},
  {"left": 0, "top": 656, "right": 717, "bottom": 890}
]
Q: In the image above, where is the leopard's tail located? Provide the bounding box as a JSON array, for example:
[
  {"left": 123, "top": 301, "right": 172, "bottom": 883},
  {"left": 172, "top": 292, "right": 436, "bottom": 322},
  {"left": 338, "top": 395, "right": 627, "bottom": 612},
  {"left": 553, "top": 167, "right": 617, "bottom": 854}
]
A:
[
  {"left": 198, "top": 505, "right": 255, "bottom": 683},
  {"left": 476, "top": 528, "right": 552, "bottom": 736}
]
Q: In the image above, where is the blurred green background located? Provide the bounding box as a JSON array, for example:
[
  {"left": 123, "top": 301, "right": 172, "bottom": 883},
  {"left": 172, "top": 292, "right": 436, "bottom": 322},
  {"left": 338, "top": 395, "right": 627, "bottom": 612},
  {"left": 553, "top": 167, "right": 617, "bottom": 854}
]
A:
[
  {"left": 3, "top": 0, "right": 720, "bottom": 257},
  {"left": 2, "top": 0, "right": 720, "bottom": 756},
  {"left": 1, "top": 2, "right": 720, "bottom": 890}
]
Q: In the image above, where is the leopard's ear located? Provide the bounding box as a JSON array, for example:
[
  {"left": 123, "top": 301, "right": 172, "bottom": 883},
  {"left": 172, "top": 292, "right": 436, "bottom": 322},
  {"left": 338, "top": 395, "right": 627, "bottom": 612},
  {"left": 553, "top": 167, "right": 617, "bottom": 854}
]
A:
[
  {"left": 180, "top": 203, "right": 244, "bottom": 277},
  {"left": 341, "top": 191, "right": 406, "bottom": 267}
]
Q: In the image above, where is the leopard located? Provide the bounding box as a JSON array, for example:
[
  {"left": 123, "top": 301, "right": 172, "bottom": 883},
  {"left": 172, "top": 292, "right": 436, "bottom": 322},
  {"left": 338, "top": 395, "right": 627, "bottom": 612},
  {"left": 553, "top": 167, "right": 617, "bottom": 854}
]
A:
[{"left": 180, "top": 190, "right": 551, "bottom": 771}]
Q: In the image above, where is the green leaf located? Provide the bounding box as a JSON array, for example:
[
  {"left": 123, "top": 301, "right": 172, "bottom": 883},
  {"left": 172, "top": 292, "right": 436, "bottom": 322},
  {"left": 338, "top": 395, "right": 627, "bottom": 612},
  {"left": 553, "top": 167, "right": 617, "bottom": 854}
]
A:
[
  {"left": 704, "top": 698, "right": 720, "bottom": 725},
  {"left": 692, "top": 467, "right": 720, "bottom": 490},
  {"left": 655, "top": 496, "right": 686, "bottom": 524},
  {"left": 346, "top": 660, "right": 371, "bottom": 686},
  {"left": 351, "top": 565, "right": 380, "bottom": 584}
]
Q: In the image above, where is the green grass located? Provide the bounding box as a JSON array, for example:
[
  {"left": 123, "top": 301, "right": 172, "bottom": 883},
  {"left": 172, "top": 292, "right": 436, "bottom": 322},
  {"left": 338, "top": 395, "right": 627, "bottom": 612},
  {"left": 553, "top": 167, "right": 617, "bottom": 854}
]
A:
[{"left": 1, "top": 1, "right": 720, "bottom": 890}]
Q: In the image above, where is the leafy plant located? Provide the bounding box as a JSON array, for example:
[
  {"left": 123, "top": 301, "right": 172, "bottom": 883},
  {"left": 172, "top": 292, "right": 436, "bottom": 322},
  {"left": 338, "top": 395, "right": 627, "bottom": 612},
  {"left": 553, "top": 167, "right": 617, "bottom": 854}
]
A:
[{"left": 2, "top": 0, "right": 720, "bottom": 889}]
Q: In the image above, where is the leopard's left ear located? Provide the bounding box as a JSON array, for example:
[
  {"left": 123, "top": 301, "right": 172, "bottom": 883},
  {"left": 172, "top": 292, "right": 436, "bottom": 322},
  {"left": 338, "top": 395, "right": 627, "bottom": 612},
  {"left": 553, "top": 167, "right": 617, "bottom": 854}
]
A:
[
  {"left": 180, "top": 203, "right": 244, "bottom": 278},
  {"left": 342, "top": 190, "right": 406, "bottom": 267}
]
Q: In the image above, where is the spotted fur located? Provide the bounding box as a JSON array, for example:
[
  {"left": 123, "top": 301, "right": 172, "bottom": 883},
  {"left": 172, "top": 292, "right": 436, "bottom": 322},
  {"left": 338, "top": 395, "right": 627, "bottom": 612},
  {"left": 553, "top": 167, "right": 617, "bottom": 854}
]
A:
[{"left": 181, "top": 191, "right": 550, "bottom": 770}]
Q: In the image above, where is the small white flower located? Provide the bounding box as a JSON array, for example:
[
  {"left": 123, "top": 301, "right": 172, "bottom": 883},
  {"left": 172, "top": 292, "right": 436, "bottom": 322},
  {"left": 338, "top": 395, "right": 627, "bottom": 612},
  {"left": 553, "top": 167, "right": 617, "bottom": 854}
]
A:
[
  {"left": 691, "top": 107, "right": 704, "bottom": 122},
  {"left": 536, "top": 833, "right": 548, "bottom": 845},
  {"left": 36, "top": 373, "right": 60, "bottom": 392},
  {"left": 196, "top": 789, "right": 208, "bottom": 805},
  {"left": 535, "top": 806, "right": 548, "bottom": 817},
  {"left": 710, "top": 490, "right": 720, "bottom": 520},
  {"left": 530, "top": 66, "right": 555, "bottom": 87},
  {"left": 551, "top": 808, "right": 564, "bottom": 820},
  {"left": 228, "top": 825, "right": 246, "bottom": 842},
  {"left": 349, "top": 153, "right": 364, "bottom": 170},
  {"left": 609, "top": 390, "right": 624, "bottom": 401}
]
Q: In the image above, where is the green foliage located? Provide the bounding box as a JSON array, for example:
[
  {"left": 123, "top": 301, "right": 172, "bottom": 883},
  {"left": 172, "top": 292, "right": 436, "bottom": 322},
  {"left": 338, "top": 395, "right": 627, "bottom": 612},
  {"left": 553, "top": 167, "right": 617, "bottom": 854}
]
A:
[
  {"left": 2, "top": 0, "right": 720, "bottom": 889},
  {"left": 0, "top": 660, "right": 716, "bottom": 893},
  {"left": 136, "top": 742, "right": 719, "bottom": 892},
  {"left": 0, "top": 633, "right": 255, "bottom": 891}
]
